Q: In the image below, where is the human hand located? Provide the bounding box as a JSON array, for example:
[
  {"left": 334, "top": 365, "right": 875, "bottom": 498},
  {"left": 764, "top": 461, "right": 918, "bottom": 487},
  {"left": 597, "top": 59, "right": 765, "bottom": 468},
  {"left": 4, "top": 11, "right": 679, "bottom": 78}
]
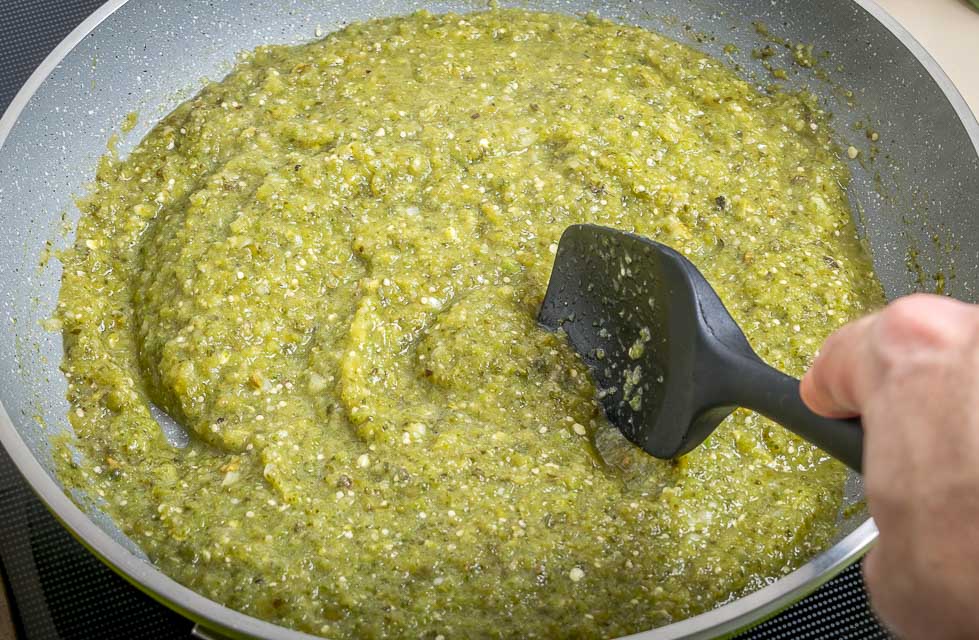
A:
[{"left": 800, "top": 293, "right": 979, "bottom": 640}]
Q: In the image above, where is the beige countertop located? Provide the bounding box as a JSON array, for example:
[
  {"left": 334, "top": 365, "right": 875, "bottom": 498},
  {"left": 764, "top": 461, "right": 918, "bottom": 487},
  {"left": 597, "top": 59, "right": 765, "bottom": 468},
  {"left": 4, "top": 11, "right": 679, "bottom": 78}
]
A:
[{"left": 875, "top": 0, "right": 979, "bottom": 115}]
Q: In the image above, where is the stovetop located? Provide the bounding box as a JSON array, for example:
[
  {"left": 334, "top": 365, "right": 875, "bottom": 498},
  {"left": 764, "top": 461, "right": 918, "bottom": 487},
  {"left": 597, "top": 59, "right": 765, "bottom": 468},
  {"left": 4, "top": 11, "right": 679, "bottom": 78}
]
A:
[{"left": 0, "top": 1, "right": 892, "bottom": 638}]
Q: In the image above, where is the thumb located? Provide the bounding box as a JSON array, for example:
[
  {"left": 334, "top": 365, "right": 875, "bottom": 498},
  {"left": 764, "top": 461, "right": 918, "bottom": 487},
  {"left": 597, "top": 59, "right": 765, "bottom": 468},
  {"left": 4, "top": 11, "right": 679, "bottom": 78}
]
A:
[{"left": 800, "top": 313, "right": 877, "bottom": 418}]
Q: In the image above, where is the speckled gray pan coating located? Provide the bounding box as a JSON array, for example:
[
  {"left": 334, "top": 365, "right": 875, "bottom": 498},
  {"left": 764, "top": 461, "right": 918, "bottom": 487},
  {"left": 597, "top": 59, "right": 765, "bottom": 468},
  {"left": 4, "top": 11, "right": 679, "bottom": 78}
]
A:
[{"left": 0, "top": 1, "right": 976, "bottom": 639}]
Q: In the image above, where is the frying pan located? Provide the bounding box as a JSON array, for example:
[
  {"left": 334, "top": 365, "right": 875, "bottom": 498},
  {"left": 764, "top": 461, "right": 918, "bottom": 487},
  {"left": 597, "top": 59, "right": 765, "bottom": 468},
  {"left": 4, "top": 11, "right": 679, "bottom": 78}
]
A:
[{"left": 0, "top": 1, "right": 977, "bottom": 638}]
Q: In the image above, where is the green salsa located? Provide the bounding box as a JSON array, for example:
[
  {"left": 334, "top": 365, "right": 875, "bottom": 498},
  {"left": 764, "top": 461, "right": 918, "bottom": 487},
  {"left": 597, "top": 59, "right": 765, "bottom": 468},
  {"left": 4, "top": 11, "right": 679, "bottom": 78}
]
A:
[{"left": 55, "top": 9, "right": 883, "bottom": 639}]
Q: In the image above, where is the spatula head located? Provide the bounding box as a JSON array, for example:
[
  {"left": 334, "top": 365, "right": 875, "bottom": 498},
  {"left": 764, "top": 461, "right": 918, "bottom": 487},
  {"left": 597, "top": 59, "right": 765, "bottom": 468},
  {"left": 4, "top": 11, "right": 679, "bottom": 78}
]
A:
[{"left": 539, "top": 224, "right": 758, "bottom": 459}]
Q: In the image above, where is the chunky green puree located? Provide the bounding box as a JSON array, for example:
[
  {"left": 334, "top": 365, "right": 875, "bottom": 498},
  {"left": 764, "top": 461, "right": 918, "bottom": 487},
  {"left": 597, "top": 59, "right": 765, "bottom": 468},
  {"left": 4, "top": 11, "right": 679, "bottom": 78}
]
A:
[{"left": 55, "top": 9, "right": 883, "bottom": 639}]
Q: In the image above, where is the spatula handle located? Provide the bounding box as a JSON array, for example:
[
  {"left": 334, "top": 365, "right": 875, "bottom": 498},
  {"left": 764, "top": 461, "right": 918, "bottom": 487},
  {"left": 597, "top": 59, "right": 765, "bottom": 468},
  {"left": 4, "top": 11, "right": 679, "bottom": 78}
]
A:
[{"left": 725, "top": 357, "right": 864, "bottom": 472}]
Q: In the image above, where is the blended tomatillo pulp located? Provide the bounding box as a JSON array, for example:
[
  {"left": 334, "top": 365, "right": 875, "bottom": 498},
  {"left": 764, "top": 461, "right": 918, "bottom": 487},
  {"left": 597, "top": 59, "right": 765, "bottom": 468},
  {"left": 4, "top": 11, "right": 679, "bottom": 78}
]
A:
[{"left": 55, "top": 9, "right": 883, "bottom": 639}]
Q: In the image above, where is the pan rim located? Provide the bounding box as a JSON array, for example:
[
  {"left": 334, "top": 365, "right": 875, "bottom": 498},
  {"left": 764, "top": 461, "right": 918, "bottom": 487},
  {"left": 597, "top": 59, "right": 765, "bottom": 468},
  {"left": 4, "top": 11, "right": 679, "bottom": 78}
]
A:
[{"left": 0, "top": 0, "right": 974, "bottom": 638}]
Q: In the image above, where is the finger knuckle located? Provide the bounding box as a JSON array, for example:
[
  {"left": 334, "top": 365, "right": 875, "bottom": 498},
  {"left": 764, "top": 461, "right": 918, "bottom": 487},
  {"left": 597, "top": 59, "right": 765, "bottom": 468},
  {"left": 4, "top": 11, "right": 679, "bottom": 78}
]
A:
[
  {"left": 873, "top": 295, "right": 955, "bottom": 363},
  {"left": 880, "top": 295, "right": 945, "bottom": 340}
]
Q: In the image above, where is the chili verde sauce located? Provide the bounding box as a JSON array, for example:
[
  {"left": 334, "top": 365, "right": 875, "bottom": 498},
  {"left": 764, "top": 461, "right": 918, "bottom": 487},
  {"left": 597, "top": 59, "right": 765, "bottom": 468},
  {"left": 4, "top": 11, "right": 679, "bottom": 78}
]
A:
[{"left": 55, "top": 10, "right": 883, "bottom": 639}]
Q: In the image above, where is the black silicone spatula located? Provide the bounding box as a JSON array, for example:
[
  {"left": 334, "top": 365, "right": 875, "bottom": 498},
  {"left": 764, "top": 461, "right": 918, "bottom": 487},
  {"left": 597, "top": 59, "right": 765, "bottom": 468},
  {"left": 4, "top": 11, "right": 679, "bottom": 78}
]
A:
[{"left": 539, "top": 224, "right": 864, "bottom": 472}]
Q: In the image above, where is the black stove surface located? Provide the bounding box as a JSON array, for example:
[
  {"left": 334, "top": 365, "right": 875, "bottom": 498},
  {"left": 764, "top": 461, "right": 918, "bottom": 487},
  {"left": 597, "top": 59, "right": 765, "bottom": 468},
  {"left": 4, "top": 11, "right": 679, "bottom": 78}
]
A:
[{"left": 0, "top": 1, "right": 892, "bottom": 638}]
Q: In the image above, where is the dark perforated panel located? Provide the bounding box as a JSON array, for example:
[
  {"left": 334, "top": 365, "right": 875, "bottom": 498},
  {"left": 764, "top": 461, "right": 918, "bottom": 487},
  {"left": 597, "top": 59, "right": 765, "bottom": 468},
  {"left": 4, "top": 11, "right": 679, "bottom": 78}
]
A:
[
  {"left": 735, "top": 566, "right": 891, "bottom": 639},
  {"left": 0, "top": 448, "right": 193, "bottom": 639},
  {"left": 0, "top": 1, "right": 893, "bottom": 638}
]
